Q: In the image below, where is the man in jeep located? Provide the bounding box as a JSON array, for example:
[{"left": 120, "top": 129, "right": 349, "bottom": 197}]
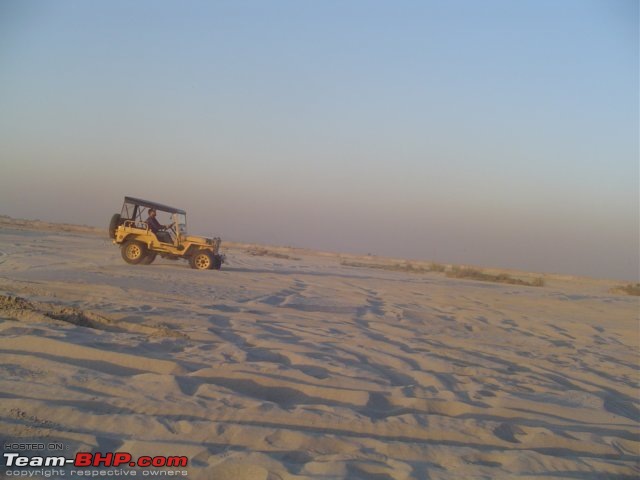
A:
[{"left": 146, "top": 208, "right": 173, "bottom": 243}]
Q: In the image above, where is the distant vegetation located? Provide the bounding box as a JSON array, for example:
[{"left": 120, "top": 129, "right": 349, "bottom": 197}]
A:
[
  {"left": 610, "top": 283, "right": 640, "bottom": 296},
  {"left": 340, "top": 260, "right": 446, "bottom": 273},
  {"left": 341, "top": 260, "right": 545, "bottom": 287},
  {"left": 446, "top": 266, "right": 545, "bottom": 287},
  {"left": 248, "top": 247, "right": 300, "bottom": 261}
]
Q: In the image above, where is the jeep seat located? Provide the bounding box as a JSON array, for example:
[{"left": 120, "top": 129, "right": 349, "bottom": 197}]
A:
[{"left": 155, "top": 231, "right": 173, "bottom": 244}]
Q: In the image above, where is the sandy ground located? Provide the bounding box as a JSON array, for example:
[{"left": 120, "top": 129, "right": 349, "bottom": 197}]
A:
[{"left": 0, "top": 220, "right": 638, "bottom": 479}]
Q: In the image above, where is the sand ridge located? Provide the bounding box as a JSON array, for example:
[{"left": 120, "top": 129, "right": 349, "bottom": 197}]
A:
[{"left": 0, "top": 224, "right": 638, "bottom": 479}]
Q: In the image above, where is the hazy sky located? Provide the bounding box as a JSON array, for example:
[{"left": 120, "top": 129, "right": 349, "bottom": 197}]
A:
[{"left": 1, "top": 0, "right": 638, "bottom": 280}]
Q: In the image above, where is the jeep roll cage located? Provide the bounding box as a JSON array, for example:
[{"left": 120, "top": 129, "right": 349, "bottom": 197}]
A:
[{"left": 121, "top": 196, "right": 186, "bottom": 222}]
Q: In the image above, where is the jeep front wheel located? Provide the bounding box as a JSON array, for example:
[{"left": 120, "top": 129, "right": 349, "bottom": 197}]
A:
[
  {"left": 121, "top": 240, "right": 147, "bottom": 265},
  {"left": 190, "top": 250, "right": 213, "bottom": 270}
]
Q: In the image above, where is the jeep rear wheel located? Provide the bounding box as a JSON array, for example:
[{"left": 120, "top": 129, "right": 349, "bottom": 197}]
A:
[
  {"left": 140, "top": 251, "right": 157, "bottom": 265},
  {"left": 121, "top": 240, "right": 147, "bottom": 265},
  {"left": 190, "top": 251, "right": 213, "bottom": 270}
]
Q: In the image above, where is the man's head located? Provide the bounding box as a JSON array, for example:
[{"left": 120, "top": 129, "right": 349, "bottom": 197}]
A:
[{"left": 148, "top": 208, "right": 157, "bottom": 217}]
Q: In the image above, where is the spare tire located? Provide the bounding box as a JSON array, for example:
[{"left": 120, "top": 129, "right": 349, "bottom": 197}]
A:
[{"left": 108, "top": 213, "right": 121, "bottom": 239}]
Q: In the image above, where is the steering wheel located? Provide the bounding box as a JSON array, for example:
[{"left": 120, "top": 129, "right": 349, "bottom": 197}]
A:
[{"left": 167, "top": 222, "right": 177, "bottom": 234}]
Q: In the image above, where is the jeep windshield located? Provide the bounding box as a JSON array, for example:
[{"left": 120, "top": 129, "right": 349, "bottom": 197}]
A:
[{"left": 175, "top": 213, "right": 187, "bottom": 235}]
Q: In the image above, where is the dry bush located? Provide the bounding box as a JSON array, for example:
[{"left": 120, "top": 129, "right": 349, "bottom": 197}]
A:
[
  {"left": 447, "top": 266, "right": 545, "bottom": 287},
  {"left": 610, "top": 283, "right": 640, "bottom": 296},
  {"left": 429, "top": 262, "right": 447, "bottom": 272},
  {"left": 248, "top": 247, "right": 299, "bottom": 260},
  {"left": 340, "top": 260, "right": 445, "bottom": 274}
]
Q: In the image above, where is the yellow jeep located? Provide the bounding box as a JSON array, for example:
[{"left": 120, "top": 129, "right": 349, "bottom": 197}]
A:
[{"left": 109, "top": 197, "right": 224, "bottom": 270}]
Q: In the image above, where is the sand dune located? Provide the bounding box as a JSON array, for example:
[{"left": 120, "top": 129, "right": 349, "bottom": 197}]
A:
[{"left": 0, "top": 221, "right": 638, "bottom": 479}]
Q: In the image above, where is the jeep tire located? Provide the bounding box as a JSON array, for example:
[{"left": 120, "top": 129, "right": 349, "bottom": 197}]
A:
[
  {"left": 121, "top": 240, "right": 147, "bottom": 265},
  {"left": 140, "top": 251, "right": 157, "bottom": 265},
  {"left": 190, "top": 250, "right": 213, "bottom": 270}
]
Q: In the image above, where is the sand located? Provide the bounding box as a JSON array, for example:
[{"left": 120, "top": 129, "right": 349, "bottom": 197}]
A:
[{"left": 0, "top": 218, "right": 638, "bottom": 479}]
